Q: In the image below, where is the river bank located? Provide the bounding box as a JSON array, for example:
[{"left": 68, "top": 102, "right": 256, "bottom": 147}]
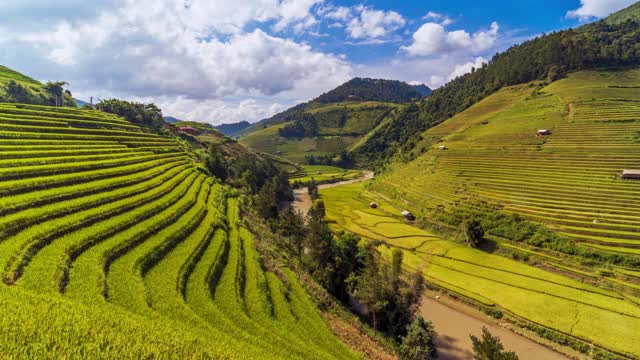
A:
[{"left": 288, "top": 170, "right": 575, "bottom": 359}]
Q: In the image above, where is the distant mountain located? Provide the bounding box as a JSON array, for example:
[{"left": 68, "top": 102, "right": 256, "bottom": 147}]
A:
[
  {"left": 237, "top": 77, "right": 428, "bottom": 137},
  {"left": 412, "top": 84, "right": 432, "bottom": 97},
  {"left": 164, "top": 116, "right": 181, "bottom": 124},
  {"left": 74, "top": 98, "right": 90, "bottom": 108},
  {"left": 315, "top": 78, "right": 427, "bottom": 104},
  {"left": 215, "top": 121, "right": 251, "bottom": 136}
]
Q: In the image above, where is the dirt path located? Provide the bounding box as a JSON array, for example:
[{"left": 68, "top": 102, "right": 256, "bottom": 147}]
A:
[
  {"left": 290, "top": 170, "right": 373, "bottom": 217},
  {"left": 421, "top": 295, "right": 569, "bottom": 360}
]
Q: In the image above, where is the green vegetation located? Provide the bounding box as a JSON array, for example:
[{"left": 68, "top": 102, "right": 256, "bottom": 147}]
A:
[
  {"left": 289, "top": 165, "right": 361, "bottom": 186},
  {"left": 0, "top": 66, "right": 76, "bottom": 107},
  {"left": 240, "top": 101, "right": 397, "bottom": 163},
  {"left": 0, "top": 101, "right": 356, "bottom": 358},
  {"left": 353, "top": 4, "right": 640, "bottom": 166},
  {"left": 96, "top": 98, "right": 164, "bottom": 129},
  {"left": 471, "top": 327, "right": 519, "bottom": 360},
  {"left": 321, "top": 181, "right": 640, "bottom": 357},
  {"left": 399, "top": 316, "right": 438, "bottom": 360}
]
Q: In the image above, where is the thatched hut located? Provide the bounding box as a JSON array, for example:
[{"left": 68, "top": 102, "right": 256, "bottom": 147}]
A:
[
  {"left": 401, "top": 210, "right": 415, "bottom": 221},
  {"left": 537, "top": 129, "right": 551, "bottom": 136},
  {"left": 622, "top": 169, "right": 640, "bottom": 180},
  {"left": 369, "top": 202, "right": 378, "bottom": 209}
]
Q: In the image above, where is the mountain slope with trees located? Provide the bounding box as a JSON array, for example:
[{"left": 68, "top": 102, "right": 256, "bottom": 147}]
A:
[{"left": 352, "top": 3, "right": 640, "bottom": 167}]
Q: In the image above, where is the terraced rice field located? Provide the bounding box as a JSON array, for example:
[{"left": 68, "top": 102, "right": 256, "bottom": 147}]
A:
[
  {"left": 0, "top": 103, "right": 355, "bottom": 358},
  {"left": 289, "top": 165, "right": 362, "bottom": 185},
  {"left": 377, "top": 69, "right": 640, "bottom": 256},
  {"left": 321, "top": 182, "right": 640, "bottom": 358}
]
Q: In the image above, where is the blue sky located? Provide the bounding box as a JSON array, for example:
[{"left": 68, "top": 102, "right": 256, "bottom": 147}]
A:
[{"left": 0, "top": 0, "right": 634, "bottom": 124}]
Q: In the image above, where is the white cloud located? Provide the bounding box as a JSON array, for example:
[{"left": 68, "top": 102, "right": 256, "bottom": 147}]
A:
[
  {"left": 347, "top": 7, "right": 406, "bottom": 39},
  {"left": 401, "top": 21, "right": 498, "bottom": 56},
  {"left": 423, "top": 11, "right": 453, "bottom": 26},
  {"left": 272, "top": 0, "right": 322, "bottom": 32},
  {"left": 566, "top": 0, "right": 636, "bottom": 21},
  {"left": 0, "top": 0, "right": 353, "bottom": 123},
  {"left": 447, "top": 57, "right": 487, "bottom": 81},
  {"left": 324, "top": 6, "right": 352, "bottom": 21},
  {"left": 2, "top": 0, "right": 351, "bottom": 99},
  {"left": 156, "top": 97, "right": 286, "bottom": 125}
]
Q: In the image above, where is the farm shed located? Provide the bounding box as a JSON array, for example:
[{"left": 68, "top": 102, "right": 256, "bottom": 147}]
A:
[
  {"left": 369, "top": 202, "right": 378, "bottom": 209},
  {"left": 622, "top": 169, "right": 640, "bottom": 179},
  {"left": 537, "top": 129, "right": 551, "bottom": 136},
  {"left": 179, "top": 126, "right": 197, "bottom": 135},
  {"left": 401, "top": 210, "right": 415, "bottom": 220},
  {"left": 439, "top": 145, "right": 448, "bottom": 151}
]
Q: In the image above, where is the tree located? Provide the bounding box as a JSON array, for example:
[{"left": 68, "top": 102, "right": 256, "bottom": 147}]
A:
[
  {"left": 355, "top": 244, "right": 388, "bottom": 334},
  {"left": 470, "top": 327, "right": 519, "bottom": 360},
  {"left": 4, "top": 81, "right": 32, "bottom": 103},
  {"left": 206, "top": 143, "right": 228, "bottom": 181},
  {"left": 96, "top": 98, "right": 164, "bottom": 128},
  {"left": 304, "top": 201, "right": 335, "bottom": 287},
  {"left": 332, "top": 231, "right": 362, "bottom": 301},
  {"left": 278, "top": 207, "right": 306, "bottom": 257},
  {"left": 43, "top": 81, "right": 68, "bottom": 107},
  {"left": 308, "top": 178, "right": 319, "bottom": 200},
  {"left": 399, "top": 316, "right": 437, "bottom": 360},
  {"left": 255, "top": 180, "right": 278, "bottom": 219},
  {"left": 464, "top": 219, "right": 485, "bottom": 248}
]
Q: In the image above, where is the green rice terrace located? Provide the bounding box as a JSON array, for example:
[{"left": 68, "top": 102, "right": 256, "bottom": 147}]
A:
[
  {"left": 318, "top": 68, "right": 640, "bottom": 359},
  {"left": 0, "top": 103, "right": 356, "bottom": 358}
]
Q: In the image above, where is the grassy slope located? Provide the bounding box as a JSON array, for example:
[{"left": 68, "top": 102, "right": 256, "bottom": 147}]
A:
[
  {"left": 0, "top": 66, "right": 75, "bottom": 106},
  {"left": 377, "top": 69, "right": 640, "bottom": 253},
  {"left": 321, "top": 68, "right": 640, "bottom": 358},
  {"left": 0, "top": 102, "right": 356, "bottom": 359},
  {"left": 239, "top": 101, "right": 396, "bottom": 163}
]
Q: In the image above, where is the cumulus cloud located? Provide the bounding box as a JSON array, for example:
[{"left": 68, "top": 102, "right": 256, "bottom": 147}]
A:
[
  {"left": 566, "top": 0, "right": 636, "bottom": 21},
  {"left": 156, "top": 97, "right": 286, "bottom": 125},
  {"left": 423, "top": 11, "right": 453, "bottom": 26},
  {"left": 323, "top": 6, "right": 352, "bottom": 21},
  {"left": 1, "top": 0, "right": 351, "bottom": 100},
  {"left": 447, "top": 57, "right": 488, "bottom": 81},
  {"left": 347, "top": 7, "right": 406, "bottom": 39},
  {"left": 401, "top": 21, "right": 498, "bottom": 56}
]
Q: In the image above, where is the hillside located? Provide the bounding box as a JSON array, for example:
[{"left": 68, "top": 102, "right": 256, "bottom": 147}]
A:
[
  {"left": 215, "top": 120, "right": 251, "bottom": 136},
  {"left": 240, "top": 101, "right": 400, "bottom": 163},
  {"left": 352, "top": 68, "right": 640, "bottom": 358},
  {"left": 0, "top": 66, "right": 76, "bottom": 107},
  {"left": 314, "top": 78, "right": 428, "bottom": 104},
  {"left": 0, "top": 102, "right": 357, "bottom": 358},
  {"left": 352, "top": 3, "right": 640, "bottom": 167},
  {"left": 237, "top": 78, "right": 428, "bottom": 138}
]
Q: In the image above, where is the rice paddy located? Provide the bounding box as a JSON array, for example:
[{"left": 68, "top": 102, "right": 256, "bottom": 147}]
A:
[
  {"left": 0, "top": 103, "right": 355, "bottom": 358},
  {"left": 321, "top": 182, "right": 640, "bottom": 358},
  {"left": 322, "top": 69, "right": 640, "bottom": 359}
]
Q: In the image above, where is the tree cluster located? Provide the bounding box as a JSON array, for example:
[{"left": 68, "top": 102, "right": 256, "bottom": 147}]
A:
[
  {"left": 315, "top": 78, "right": 428, "bottom": 104},
  {"left": 205, "top": 143, "right": 292, "bottom": 219},
  {"left": 96, "top": 98, "right": 164, "bottom": 128},
  {"left": 278, "top": 113, "right": 318, "bottom": 138},
  {"left": 355, "top": 18, "right": 640, "bottom": 166},
  {"left": 0, "top": 80, "right": 76, "bottom": 107}
]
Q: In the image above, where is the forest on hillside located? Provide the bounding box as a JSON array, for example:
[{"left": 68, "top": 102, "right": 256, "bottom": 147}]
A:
[{"left": 354, "top": 18, "right": 640, "bottom": 166}]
